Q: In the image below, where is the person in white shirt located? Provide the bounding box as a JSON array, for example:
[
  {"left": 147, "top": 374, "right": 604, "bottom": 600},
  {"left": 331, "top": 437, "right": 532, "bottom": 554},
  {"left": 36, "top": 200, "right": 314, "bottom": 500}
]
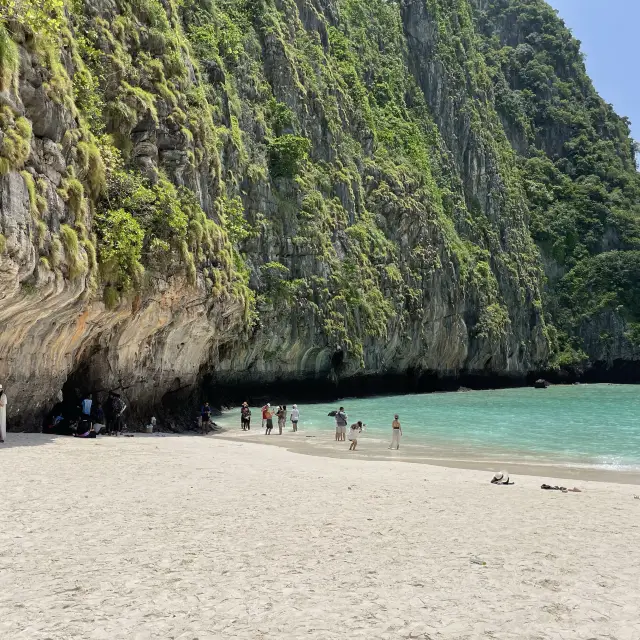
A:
[
  {"left": 81, "top": 393, "right": 93, "bottom": 418},
  {"left": 290, "top": 404, "right": 300, "bottom": 432},
  {"left": 0, "top": 384, "right": 7, "bottom": 443},
  {"left": 80, "top": 393, "right": 93, "bottom": 432},
  {"left": 348, "top": 421, "right": 363, "bottom": 451}
]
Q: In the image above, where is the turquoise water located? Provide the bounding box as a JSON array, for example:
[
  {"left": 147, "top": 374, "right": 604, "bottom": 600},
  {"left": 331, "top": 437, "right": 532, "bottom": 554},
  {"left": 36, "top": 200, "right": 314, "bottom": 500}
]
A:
[{"left": 225, "top": 385, "right": 640, "bottom": 470}]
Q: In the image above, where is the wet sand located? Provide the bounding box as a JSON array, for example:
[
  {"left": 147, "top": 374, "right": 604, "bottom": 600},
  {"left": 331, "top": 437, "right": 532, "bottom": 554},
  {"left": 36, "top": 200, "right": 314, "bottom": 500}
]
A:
[
  {"left": 217, "top": 421, "right": 640, "bottom": 485},
  {"left": 1, "top": 433, "right": 639, "bottom": 639}
]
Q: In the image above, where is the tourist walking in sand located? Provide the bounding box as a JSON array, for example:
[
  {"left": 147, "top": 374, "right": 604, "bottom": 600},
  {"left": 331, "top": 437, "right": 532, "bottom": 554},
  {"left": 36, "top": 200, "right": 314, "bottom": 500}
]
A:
[
  {"left": 348, "top": 421, "right": 363, "bottom": 451},
  {"left": 0, "top": 384, "right": 7, "bottom": 443},
  {"left": 265, "top": 406, "right": 274, "bottom": 435},
  {"left": 241, "top": 402, "right": 251, "bottom": 430},
  {"left": 335, "top": 406, "right": 347, "bottom": 442},
  {"left": 389, "top": 414, "right": 402, "bottom": 450},
  {"left": 290, "top": 404, "right": 300, "bottom": 432}
]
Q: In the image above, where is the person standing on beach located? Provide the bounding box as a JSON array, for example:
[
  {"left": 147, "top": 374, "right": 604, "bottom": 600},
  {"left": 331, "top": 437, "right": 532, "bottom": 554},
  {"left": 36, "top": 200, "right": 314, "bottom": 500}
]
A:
[
  {"left": 335, "top": 407, "right": 347, "bottom": 442},
  {"left": 348, "top": 421, "right": 363, "bottom": 451},
  {"left": 290, "top": 404, "right": 300, "bottom": 432},
  {"left": 241, "top": 403, "right": 251, "bottom": 430},
  {"left": 265, "top": 406, "right": 274, "bottom": 435},
  {"left": 201, "top": 402, "right": 212, "bottom": 435},
  {"left": 91, "top": 402, "right": 105, "bottom": 435},
  {"left": 261, "top": 403, "right": 270, "bottom": 430},
  {"left": 0, "top": 384, "right": 7, "bottom": 443},
  {"left": 81, "top": 393, "right": 93, "bottom": 419},
  {"left": 389, "top": 414, "right": 402, "bottom": 450},
  {"left": 105, "top": 391, "right": 125, "bottom": 436},
  {"left": 80, "top": 393, "right": 93, "bottom": 432},
  {"left": 277, "top": 405, "right": 287, "bottom": 435}
]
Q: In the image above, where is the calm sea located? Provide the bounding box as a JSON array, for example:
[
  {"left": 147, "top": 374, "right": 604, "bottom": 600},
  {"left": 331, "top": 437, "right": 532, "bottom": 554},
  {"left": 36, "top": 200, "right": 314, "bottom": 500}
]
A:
[{"left": 223, "top": 384, "right": 640, "bottom": 471}]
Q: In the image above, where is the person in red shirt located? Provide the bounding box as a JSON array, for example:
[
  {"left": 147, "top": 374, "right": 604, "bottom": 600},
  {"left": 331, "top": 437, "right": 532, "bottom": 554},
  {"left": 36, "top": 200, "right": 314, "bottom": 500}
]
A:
[
  {"left": 264, "top": 406, "right": 275, "bottom": 435},
  {"left": 261, "top": 403, "right": 270, "bottom": 430}
]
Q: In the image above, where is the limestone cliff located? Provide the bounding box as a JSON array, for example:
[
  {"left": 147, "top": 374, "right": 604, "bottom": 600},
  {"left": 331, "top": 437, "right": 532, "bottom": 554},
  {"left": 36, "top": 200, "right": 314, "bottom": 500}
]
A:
[{"left": 0, "top": 0, "right": 637, "bottom": 426}]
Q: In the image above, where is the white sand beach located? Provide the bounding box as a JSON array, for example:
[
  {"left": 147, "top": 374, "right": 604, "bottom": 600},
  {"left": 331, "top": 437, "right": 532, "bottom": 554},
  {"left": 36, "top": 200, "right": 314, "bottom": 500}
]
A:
[{"left": 1, "top": 433, "right": 639, "bottom": 639}]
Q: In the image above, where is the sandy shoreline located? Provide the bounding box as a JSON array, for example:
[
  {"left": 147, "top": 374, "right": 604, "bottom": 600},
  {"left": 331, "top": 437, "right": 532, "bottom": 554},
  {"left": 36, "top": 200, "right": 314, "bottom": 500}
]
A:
[
  {"left": 2, "top": 433, "right": 640, "bottom": 639},
  {"left": 215, "top": 416, "right": 640, "bottom": 485}
]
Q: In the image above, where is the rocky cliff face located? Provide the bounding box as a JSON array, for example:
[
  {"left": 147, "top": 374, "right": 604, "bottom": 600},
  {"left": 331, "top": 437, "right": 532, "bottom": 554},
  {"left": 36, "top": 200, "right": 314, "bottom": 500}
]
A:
[
  {"left": 473, "top": 0, "right": 640, "bottom": 368},
  {"left": 0, "top": 0, "right": 637, "bottom": 426},
  {"left": 0, "top": 16, "right": 252, "bottom": 425}
]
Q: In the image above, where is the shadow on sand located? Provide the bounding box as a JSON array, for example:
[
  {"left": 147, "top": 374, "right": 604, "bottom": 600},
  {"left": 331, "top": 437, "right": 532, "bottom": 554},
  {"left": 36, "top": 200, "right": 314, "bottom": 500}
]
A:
[{"left": 1, "top": 433, "right": 60, "bottom": 449}]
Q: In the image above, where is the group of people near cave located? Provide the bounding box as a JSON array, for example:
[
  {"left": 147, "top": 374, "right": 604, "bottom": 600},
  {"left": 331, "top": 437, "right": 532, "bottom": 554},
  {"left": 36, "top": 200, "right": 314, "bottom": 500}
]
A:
[
  {"left": 42, "top": 390, "right": 127, "bottom": 438},
  {"left": 1, "top": 380, "right": 403, "bottom": 450}
]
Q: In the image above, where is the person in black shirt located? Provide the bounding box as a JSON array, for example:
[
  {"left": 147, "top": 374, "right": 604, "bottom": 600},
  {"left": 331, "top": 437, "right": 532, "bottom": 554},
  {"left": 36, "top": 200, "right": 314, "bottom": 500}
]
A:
[
  {"left": 201, "top": 402, "right": 212, "bottom": 434},
  {"left": 106, "top": 392, "right": 126, "bottom": 436}
]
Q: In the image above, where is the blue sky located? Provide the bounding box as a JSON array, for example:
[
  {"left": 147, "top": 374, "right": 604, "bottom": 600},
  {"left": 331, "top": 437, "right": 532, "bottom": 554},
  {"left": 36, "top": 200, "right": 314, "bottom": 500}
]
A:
[{"left": 549, "top": 0, "right": 639, "bottom": 141}]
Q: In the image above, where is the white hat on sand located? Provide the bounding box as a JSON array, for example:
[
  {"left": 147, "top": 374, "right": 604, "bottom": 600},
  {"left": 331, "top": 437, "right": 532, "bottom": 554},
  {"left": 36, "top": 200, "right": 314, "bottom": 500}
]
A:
[{"left": 492, "top": 471, "right": 509, "bottom": 484}]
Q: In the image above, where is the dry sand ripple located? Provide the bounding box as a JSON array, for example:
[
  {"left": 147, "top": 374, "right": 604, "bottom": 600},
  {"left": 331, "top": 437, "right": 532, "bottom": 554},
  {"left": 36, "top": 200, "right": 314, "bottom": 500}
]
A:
[{"left": 1, "top": 434, "right": 639, "bottom": 639}]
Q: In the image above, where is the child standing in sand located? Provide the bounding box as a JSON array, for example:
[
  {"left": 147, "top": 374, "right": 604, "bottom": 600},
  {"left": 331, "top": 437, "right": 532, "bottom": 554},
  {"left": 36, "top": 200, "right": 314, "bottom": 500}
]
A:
[{"left": 348, "top": 421, "right": 363, "bottom": 451}]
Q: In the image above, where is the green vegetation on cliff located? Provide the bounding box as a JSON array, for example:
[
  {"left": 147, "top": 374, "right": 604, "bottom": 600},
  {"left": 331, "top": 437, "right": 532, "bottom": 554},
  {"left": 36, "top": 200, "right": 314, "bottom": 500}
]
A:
[
  {"left": 476, "top": 0, "right": 640, "bottom": 364},
  {"left": 1, "top": 0, "right": 639, "bottom": 377}
]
